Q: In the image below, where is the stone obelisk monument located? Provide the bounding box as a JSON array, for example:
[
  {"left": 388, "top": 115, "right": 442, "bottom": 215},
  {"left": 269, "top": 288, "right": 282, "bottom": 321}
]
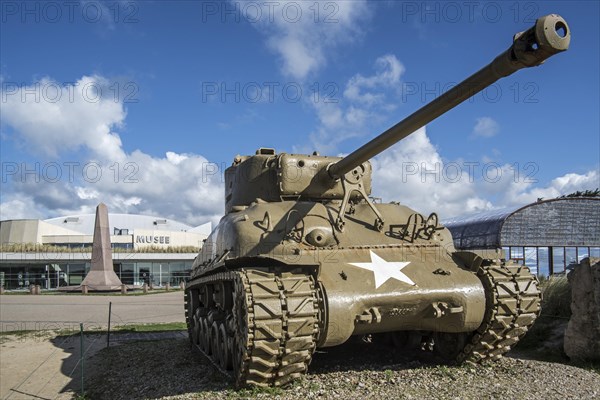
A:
[{"left": 80, "top": 203, "right": 123, "bottom": 290}]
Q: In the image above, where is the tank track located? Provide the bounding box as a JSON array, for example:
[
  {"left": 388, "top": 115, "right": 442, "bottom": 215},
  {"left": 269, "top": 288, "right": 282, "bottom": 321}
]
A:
[
  {"left": 456, "top": 260, "right": 541, "bottom": 363},
  {"left": 184, "top": 269, "right": 319, "bottom": 387}
]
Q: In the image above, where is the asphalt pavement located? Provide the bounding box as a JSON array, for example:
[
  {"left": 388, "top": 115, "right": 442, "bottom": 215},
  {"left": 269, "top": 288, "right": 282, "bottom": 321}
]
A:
[{"left": 0, "top": 291, "right": 185, "bottom": 332}]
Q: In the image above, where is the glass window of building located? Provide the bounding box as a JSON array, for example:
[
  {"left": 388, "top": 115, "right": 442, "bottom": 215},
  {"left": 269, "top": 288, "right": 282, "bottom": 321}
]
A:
[
  {"left": 120, "top": 263, "right": 136, "bottom": 285},
  {"left": 577, "top": 247, "right": 589, "bottom": 262},
  {"left": 138, "top": 263, "right": 152, "bottom": 285},
  {"left": 537, "top": 247, "right": 550, "bottom": 277},
  {"left": 152, "top": 263, "right": 165, "bottom": 286},
  {"left": 510, "top": 247, "right": 524, "bottom": 264},
  {"left": 524, "top": 247, "right": 538, "bottom": 275},
  {"left": 552, "top": 247, "right": 565, "bottom": 274},
  {"left": 67, "top": 263, "right": 86, "bottom": 285},
  {"left": 565, "top": 247, "right": 577, "bottom": 269},
  {"left": 170, "top": 262, "right": 188, "bottom": 286},
  {"left": 502, "top": 247, "right": 510, "bottom": 260}
]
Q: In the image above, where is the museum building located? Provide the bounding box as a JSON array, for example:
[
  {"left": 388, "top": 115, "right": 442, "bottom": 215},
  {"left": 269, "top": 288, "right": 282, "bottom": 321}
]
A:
[
  {"left": 444, "top": 197, "right": 600, "bottom": 276},
  {"left": 0, "top": 213, "right": 211, "bottom": 290}
]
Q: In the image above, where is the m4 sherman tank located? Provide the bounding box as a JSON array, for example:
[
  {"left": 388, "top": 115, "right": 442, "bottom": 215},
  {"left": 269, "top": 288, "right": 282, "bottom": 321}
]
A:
[{"left": 185, "top": 15, "right": 570, "bottom": 387}]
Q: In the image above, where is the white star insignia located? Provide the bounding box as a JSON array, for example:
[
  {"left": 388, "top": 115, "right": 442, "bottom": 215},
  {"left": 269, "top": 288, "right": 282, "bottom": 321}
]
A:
[{"left": 349, "top": 250, "right": 415, "bottom": 289}]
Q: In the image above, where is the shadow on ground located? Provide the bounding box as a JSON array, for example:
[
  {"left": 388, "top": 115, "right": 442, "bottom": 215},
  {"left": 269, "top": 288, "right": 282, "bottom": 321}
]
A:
[
  {"left": 78, "top": 338, "right": 229, "bottom": 399},
  {"left": 50, "top": 330, "right": 598, "bottom": 400},
  {"left": 48, "top": 332, "right": 112, "bottom": 399},
  {"left": 54, "top": 334, "right": 451, "bottom": 400},
  {"left": 45, "top": 332, "right": 188, "bottom": 399}
]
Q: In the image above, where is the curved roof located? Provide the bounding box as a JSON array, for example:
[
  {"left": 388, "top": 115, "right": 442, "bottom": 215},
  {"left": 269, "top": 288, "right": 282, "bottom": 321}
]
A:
[
  {"left": 444, "top": 198, "right": 600, "bottom": 249},
  {"left": 443, "top": 206, "right": 519, "bottom": 249},
  {"left": 43, "top": 213, "right": 211, "bottom": 236}
]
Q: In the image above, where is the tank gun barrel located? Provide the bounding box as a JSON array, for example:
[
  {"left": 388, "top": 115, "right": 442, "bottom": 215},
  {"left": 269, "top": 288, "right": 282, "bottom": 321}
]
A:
[{"left": 328, "top": 14, "right": 570, "bottom": 179}]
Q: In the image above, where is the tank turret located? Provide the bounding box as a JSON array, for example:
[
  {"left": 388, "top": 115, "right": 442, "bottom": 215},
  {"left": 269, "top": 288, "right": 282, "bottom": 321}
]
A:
[{"left": 185, "top": 15, "right": 570, "bottom": 388}]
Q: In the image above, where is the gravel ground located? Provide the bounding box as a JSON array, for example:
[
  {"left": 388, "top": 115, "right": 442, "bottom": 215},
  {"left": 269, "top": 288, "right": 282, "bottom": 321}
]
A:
[{"left": 84, "top": 338, "right": 600, "bottom": 400}]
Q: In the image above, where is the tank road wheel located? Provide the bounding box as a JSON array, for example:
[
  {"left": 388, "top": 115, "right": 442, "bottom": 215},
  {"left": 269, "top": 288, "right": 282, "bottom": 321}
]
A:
[
  {"left": 192, "top": 309, "right": 201, "bottom": 346},
  {"left": 210, "top": 322, "right": 220, "bottom": 359},
  {"left": 216, "top": 322, "right": 232, "bottom": 370},
  {"left": 199, "top": 317, "right": 211, "bottom": 354},
  {"left": 389, "top": 331, "right": 423, "bottom": 351},
  {"left": 189, "top": 270, "right": 319, "bottom": 388},
  {"left": 434, "top": 332, "right": 468, "bottom": 361}
]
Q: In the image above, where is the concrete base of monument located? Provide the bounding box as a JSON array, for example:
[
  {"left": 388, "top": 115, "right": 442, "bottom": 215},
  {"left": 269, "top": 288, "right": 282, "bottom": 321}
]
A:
[{"left": 58, "top": 284, "right": 142, "bottom": 293}]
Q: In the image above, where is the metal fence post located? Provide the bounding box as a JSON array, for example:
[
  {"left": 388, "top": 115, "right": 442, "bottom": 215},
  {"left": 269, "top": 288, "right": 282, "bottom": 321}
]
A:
[
  {"left": 80, "top": 322, "right": 84, "bottom": 395},
  {"left": 107, "top": 302, "right": 112, "bottom": 348}
]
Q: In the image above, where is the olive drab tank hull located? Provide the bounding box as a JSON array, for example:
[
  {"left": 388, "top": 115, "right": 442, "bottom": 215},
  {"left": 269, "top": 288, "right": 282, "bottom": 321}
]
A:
[{"left": 184, "top": 15, "right": 570, "bottom": 387}]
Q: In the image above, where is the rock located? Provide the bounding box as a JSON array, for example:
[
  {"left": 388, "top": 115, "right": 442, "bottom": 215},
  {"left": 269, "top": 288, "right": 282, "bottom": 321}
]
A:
[{"left": 564, "top": 257, "right": 600, "bottom": 361}]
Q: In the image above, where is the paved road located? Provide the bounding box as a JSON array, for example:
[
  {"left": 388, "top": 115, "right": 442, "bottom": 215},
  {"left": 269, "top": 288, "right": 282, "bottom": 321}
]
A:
[{"left": 0, "top": 292, "right": 185, "bottom": 332}]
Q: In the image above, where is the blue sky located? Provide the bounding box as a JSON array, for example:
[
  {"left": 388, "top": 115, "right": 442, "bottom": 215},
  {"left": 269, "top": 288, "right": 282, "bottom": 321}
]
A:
[{"left": 1, "top": 1, "right": 599, "bottom": 226}]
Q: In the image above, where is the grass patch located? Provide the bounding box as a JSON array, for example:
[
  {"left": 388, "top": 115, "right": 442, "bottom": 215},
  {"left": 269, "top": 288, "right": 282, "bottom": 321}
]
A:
[
  {"left": 0, "top": 329, "right": 35, "bottom": 337},
  {"left": 435, "top": 365, "right": 457, "bottom": 380},
  {"left": 0, "top": 323, "right": 186, "bottom": 340},
  {"left": 384, "top": 369, "right": 393, "bottom": 381},
  {"left": 112, "top": 322, "right": 187, "bottom": 332}
]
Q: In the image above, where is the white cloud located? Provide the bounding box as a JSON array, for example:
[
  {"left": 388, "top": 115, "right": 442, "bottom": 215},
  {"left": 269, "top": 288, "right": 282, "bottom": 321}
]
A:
[
  {"left": 269, "top": 35, "right": 323, "bottom": 80},
  {"left": 372, "top": 127, "right": 492, "bottom": 218},
  {"left": 241, "top": 0, "right": 371, "bottom": 80},
  {"left": 370, "top": 127, "right": 599, "bottom": 219},
  {"left": 2, "top": 75, "right": 596, "bottom": 227},
  {"left": 0, "top": 76, "right": 224, "bottom": 227},
  {"left": 344, "top": 54, "right": 405, "bottom": 105},
  {"left": 0, "top": 197, "right": 47, "bottom": 220},
  {"left": 473, "top": 116, "right": 499, "bottom": 138},
  {"left": 482, "top": 167, "right": 600, "bottom": 208},
  {"left": 2, "top": 76, "right": 126, "bottom": 159},
  {"left": 307, "top": 54, "right": 405, "bottom": 153}
]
